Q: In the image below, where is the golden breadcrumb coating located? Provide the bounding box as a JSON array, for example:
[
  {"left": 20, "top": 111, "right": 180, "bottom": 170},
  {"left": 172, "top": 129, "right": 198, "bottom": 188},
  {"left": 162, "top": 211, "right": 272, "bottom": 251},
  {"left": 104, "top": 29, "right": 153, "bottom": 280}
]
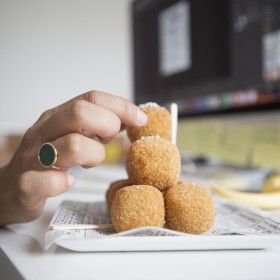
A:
[
  {"left": 164, "top": 181, "right": 216, "bottom": 234},
  {"left": 110, "top": 185, "right": 165, "bottom": 232},
  {"left": 126, "top": 137, "right": 181, "bottom": 191},
  {"left": 126, "top": 104, "right": 171, "bottom": 143},
  {"left": 105, "top": 179, "right": 131, "bottom": 210}
]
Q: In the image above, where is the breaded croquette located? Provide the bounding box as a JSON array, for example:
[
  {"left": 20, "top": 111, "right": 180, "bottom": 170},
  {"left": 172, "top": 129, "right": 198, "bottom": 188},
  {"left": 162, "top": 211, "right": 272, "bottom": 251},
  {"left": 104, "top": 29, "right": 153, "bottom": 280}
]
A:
[
  {"left": 105, "top": 179, "right": 131, "bottom": 210},
  {"left": 110, "top": 185, "right": 165, "bottom": 232},
  {"left": 164, "top": 181, "right": 216, "bottom": 234},
  {"left": 126, "top": 136, "right": 181, "bottom": 191},
  {"left": 126, "top": 102, "right": 171, "bottom": 143}
]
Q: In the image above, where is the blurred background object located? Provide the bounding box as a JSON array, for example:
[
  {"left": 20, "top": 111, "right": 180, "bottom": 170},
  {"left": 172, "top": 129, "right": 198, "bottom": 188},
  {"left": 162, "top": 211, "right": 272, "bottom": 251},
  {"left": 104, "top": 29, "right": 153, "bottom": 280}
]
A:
[
  {"left": 0, "top": 134, "right": 22, "bottom": 167},
  {"left": 0, "top": 0, "right": 133, "bottom": 135},
  {"left": 262, "top": 173, "right": 280, "bottom": 193}
]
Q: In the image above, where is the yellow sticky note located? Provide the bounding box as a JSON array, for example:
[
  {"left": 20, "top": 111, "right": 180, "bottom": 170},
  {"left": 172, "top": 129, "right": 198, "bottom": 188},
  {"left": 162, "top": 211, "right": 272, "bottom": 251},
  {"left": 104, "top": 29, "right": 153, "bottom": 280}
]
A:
[
  {"left": 177, "top": 119, "right": 224, "bottom": 158},
  {"left": 177, "top": 121, "right": 196, "bottom": 155},
  {"left": 193, "top": 120, "right": 224, "bottom": 157},
  {"left": 251, "top": 123, "right": 280, "bottom": 169},
  {"left": 221, "top": 123, "right": 254, "bottom": 166}
]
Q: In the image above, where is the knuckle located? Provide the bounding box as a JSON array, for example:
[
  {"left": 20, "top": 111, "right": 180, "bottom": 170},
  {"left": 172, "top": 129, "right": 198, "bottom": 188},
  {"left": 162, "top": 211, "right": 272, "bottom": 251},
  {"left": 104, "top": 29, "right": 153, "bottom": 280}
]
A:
[
  {"left": 121, "top": 98, "right": 137, "bottom": 119},
  {"left": 105, "top": 115, "right": 121, "bottom": 137},
  {"left": 18, "top": 172, "right": 32, "bottom": 198},
  {"left": 87, "top": 90, "right": 108, "bottom": 107},
  {"left": 86, "top": 90, "right": 98, "bottom": 103},
  {"left": 64, "top": 134, "right": 82, "bottom": 156},
  {"left": 39, "top": 109, "right": 51, "bottom": 121},
  {"left": 22, "top": 126, "right": 36, "bottom": 147},
  {"left": 68, "top": 100, "right": 88, "bottom": 123},
  {"left": 123, "top": 98, "right": 130, "bottom": 113}
]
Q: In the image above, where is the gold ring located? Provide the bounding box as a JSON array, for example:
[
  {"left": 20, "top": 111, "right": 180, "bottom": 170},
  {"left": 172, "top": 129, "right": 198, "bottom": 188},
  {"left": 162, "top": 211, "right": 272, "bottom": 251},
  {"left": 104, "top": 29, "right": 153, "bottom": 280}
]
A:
[{"left": 38, "top": 143, "right": 60, "bottom": 169}]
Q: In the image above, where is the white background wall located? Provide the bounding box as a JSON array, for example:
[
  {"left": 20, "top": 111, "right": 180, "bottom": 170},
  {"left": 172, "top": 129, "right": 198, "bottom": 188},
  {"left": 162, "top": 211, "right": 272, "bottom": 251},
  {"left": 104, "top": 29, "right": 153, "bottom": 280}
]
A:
[{"left": 0, "top": 0, "right": 133, "bottom": 134}]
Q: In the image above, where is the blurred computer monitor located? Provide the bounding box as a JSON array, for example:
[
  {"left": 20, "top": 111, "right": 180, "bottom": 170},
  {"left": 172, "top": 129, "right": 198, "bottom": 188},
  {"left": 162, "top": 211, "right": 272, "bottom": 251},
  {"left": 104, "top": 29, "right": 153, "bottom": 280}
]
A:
[{"left": 132, "top": 0, "right": 280, "bottom": 117}]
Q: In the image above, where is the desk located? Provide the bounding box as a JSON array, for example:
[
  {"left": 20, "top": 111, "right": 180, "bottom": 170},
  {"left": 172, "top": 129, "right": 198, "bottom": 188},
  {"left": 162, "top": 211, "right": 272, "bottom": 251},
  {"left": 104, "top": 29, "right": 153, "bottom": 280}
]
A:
[{"left": 1, "top": 166, "right": 280, "bottom": 280}]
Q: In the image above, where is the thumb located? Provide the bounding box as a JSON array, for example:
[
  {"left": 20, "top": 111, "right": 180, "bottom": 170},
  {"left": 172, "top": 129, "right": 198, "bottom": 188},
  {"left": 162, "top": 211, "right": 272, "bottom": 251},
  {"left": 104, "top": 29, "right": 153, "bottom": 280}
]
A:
[{"left": 19, "top": 170, "right": 76, "bottom": 199}]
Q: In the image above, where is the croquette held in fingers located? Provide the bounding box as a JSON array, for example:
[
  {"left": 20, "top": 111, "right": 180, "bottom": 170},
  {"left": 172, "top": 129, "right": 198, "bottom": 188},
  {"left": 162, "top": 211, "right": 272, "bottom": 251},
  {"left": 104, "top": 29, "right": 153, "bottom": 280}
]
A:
[
  {"left": 126, "top": 102, "right": 172, "bottom": 143},
  {"left": 110, "top": 185, "right": 165, "bottom": 232},
  {"left": 126, "top": 136, "right": 181, "bottom": 191},
  {"left": 164, "top": 181, "right": 216, "bottom": 234}
]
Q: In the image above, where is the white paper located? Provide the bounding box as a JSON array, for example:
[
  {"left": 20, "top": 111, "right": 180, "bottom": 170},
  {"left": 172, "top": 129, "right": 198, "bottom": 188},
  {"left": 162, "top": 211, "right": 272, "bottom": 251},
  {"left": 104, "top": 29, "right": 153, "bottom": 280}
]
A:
[
  {"left": 158, "top": 1, "right": 191, "bottom": 77},
  {"left": 263, "top": 30, "right": 280, "bottom": 82},
  {"left": 45, "top": 197, "right": 280, "bottom": 250}
]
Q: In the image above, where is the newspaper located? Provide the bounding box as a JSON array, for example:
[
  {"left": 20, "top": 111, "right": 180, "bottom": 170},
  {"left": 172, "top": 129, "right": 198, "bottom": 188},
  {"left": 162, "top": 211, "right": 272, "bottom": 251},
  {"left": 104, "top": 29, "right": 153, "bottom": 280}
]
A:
[{"left": 45, "top": 197, "right": 280, "bottom": 250}]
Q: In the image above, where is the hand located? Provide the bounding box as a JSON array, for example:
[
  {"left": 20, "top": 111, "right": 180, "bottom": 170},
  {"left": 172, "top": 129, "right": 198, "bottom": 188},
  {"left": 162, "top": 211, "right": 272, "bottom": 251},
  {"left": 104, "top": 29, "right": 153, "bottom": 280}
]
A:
[{"left": 0, "top": 90, "right": 147, "bottom": 225}]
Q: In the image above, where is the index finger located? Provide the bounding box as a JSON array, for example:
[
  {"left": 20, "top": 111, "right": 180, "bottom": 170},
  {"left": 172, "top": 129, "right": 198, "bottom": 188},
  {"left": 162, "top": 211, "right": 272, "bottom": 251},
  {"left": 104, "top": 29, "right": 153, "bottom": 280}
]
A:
[
  {"left": 41, "top": 90, "right": 147, "bottom": 127},
  {"left": 83, "top": 91, "right": 148, "bottom": 126}
]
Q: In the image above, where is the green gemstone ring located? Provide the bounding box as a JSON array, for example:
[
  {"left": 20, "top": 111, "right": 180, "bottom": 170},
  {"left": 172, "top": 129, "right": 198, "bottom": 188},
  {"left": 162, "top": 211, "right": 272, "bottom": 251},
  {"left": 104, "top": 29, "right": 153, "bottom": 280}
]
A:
[{"left": 38, "top": 143, "right": 58, "bottom": 168}]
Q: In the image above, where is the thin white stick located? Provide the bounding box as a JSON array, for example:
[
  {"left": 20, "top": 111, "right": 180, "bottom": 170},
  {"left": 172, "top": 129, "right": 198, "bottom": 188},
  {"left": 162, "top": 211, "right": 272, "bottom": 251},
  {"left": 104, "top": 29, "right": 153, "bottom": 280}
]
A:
[
  {"left": 171, "top": 103, "right": 178, "bottom": 145},
  {"left": 49, "top": 223, "right": 113, "bottom": 230}
]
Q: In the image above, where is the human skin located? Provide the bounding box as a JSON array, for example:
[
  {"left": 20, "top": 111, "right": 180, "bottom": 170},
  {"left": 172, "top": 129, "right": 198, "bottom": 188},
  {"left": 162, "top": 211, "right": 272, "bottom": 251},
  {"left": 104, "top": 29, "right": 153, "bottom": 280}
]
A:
[{"left": 0, "top": 90, "right": 147, "bottom": 225}]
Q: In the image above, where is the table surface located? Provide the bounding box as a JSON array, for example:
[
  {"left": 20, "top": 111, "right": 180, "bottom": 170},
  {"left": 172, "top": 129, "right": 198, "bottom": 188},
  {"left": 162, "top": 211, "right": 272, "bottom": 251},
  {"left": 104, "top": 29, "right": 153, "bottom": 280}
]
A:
[{"left": 1, "top": 165, "right": 280, "bottom": 280}]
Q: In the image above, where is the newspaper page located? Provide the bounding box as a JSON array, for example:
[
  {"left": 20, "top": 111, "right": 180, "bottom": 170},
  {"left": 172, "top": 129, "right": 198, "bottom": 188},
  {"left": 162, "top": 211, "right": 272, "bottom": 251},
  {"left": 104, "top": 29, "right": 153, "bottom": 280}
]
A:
[{"left": 45, "top": 196, "right": 280, "bottom": 250}]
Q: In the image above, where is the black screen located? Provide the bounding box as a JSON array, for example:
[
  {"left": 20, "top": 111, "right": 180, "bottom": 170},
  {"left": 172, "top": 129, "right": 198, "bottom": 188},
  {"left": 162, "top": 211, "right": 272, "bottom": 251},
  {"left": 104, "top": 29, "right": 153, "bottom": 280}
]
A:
[{"left": 132, "top": 0, "right": 280, "bottom": 117}]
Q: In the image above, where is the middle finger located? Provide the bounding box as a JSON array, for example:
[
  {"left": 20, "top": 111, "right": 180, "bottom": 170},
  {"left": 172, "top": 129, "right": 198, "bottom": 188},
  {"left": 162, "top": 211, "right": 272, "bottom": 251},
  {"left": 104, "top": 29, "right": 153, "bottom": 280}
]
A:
[{"left": 51, "top": 133, "right": 106, "bottom": 169}]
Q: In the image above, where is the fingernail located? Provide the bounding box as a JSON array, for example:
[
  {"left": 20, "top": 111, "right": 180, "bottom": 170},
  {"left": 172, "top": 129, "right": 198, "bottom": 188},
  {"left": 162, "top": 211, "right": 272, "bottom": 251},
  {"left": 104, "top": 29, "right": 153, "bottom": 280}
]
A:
[
  {"left": 67, "top": 173, "right": 76, "bottom": 186},
  {"left": 137, "top": 109, "right": 147, "bottom": 125}
]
